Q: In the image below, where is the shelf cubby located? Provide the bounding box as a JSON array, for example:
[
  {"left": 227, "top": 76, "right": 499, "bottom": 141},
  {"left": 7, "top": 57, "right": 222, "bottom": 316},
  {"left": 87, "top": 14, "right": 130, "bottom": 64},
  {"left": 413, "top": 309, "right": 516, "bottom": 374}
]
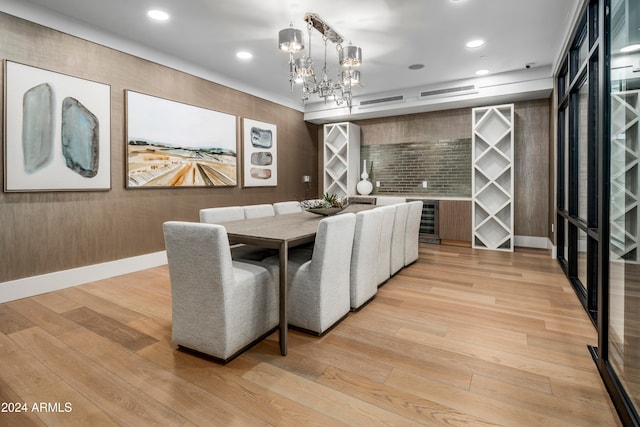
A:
[
  {"left": 472, "top": 104, "right": 514, "bottom": 251},
  {"left": 323, "top": 122, "right": 360, "bottom": 198}
]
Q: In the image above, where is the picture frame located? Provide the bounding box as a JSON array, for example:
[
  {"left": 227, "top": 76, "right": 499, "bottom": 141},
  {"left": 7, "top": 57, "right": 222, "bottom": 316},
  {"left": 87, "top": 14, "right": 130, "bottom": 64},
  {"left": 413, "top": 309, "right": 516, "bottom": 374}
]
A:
[
  {"left": 4, "top": 60, "right": 111, "bottom": 192},
  {"left": 125, "top": 90, "right": 237, "bottom": 188},
  {"left": 242, "top": 118, "right": 277, "bottom": 187}
]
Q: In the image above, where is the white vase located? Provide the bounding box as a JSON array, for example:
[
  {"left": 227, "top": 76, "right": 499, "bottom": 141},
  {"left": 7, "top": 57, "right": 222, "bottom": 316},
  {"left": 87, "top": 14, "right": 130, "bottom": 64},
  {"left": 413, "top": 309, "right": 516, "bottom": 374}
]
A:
[
  {"left": 357, "top": 178, "right": 373, "bottom": 195},
  {"left": 357, "top": 159, "right": 373, "bottom": 195}
]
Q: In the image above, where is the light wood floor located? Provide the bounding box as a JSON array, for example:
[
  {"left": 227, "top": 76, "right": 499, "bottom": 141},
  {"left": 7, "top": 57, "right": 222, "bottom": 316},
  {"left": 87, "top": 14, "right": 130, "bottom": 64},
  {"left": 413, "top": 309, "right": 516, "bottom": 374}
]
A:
[{"left": 0, "top": 244, "right": 621, "bottom": 426}]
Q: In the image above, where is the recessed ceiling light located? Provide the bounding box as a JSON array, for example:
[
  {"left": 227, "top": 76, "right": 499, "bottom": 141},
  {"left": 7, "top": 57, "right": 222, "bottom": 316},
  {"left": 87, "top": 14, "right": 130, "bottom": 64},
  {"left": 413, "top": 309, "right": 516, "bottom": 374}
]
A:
[
  {"left": 408, "top": 64, "right": 424, "bottom": 70},
  {"left": 466, "top": 39, "right": 485, "bottom": 48},
  {"left": 236, "top": 51, "right": 253, "bottom": 60},
  {"left": 475, "top": 69, "right": 489, "bottom": 76},
  {"left": 147, "top": 10, "right": 170, "bottom": 21}
]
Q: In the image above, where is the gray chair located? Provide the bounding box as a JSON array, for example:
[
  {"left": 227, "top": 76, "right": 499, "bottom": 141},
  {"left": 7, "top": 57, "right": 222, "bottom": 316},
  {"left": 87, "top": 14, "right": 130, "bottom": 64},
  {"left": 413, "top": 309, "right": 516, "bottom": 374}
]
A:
[
  {"left": 376, "top": 196, "right": 407, "bottom": 206},
  {"left": 376, "top": 205, "right": 396, "bottom": 286},
  {"left": 163, "top": 221, "right": 278, "bottom": 362},
  {"left": 390, "top": 203, "right": 409, "bottom": 275},
  {"left": 404, "top": 201, "right": 423, "bottom": 266},
  {"left": 200, "top": 206, "right": 271, "bottom": 260},
  {"left": 273, "top": 201, "right": 303, "bottom": 215},
  {"left": 350, "top": 208, "right": 383, "bottom": 310},
  {"left": 244, "top": 204, "right": 275, "bottom": 219},
  {"left": 263, "top": 213, "right": 356, "bottom": 335},
  {"left": 199, "top": 206, "right": 244, "bottom": 224}
]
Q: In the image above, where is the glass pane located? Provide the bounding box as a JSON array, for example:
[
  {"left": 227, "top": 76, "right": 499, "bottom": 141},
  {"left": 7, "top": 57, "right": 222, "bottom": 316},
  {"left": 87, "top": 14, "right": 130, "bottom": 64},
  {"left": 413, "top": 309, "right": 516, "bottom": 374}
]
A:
[
  {"left": 589, "top": 0, "right": 598, "bottom": 48},
  {"left": 609, "top": 0, "right": 640, "bottom": 415},
  {"left": 571, "top": 19, "right": 588, "bottom": 80},
  {"left": 558, "top": 217, "right": 567, "bottom": 262},
  {"left": 578, "top": 229, "right": 588, "bottom": 287},
  {"left": 558, "top": 66, "right": 568, "bottom": 101},
  {"left": 577, "top": 79, "right": 589, "bottom": 220},
  {"left": 563, "top": 219, "right": 569, "bottom": 264},
  {"left": 578, "top": 35, "right": 589, "bottom": 69},
  {"left": 564, "top": 108, "right": 570, "bottom": 211},
  {"left": 589, "top": 57, "right": 599, "bottom": 228}
]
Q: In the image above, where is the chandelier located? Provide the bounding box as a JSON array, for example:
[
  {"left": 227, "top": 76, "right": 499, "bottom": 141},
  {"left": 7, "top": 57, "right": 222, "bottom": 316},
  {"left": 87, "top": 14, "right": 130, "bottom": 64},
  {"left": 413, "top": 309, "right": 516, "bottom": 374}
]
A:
[{"left": 278, "top": 13, "right": 362, "bottom": 110}]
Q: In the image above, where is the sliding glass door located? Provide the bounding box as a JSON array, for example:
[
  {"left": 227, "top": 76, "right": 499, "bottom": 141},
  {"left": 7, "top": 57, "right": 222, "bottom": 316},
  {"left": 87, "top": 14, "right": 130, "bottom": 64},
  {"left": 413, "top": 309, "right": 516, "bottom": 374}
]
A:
[
  {"left": 557, "top": 1, "right": 599, "bottom": 322},
  {"left": 558, "top": 0, "right": 640, "bottom": 423},
  {"left": 608, "top": 0, "right": 640, "bottom": 419}
]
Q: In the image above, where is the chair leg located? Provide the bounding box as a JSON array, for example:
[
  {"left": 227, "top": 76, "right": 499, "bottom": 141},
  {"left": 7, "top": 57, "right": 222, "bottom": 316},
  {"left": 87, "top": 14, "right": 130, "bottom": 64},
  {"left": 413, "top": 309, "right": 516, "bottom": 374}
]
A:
[
  {"left": 350, "top": 294, "right": 376, "bottom": 312},
  {"left": 288, "top": 312, "right": 350, "bottom": 337},
  {"left": 176, "top": 326, "right": 278, "bottom": 364}
]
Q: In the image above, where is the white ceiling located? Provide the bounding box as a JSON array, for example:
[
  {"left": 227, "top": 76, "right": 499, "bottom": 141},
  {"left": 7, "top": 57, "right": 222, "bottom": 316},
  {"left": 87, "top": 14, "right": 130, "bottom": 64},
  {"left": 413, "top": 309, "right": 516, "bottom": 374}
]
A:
[{"left": 3, "top": 0, "right": 580, "bottom": 118}]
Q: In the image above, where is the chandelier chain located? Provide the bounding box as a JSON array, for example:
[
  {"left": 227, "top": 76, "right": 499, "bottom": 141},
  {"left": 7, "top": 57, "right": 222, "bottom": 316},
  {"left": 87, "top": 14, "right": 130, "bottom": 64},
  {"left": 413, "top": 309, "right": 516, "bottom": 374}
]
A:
[{"left": 278, "top": 13, "right": 362, "bottom": 110}]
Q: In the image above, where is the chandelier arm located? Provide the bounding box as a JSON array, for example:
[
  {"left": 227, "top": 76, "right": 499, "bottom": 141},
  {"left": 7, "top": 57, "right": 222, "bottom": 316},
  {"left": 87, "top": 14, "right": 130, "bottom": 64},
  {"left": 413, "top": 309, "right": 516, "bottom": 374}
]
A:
[
  {"left": 280, "top": 12, "right": 358, "bottom": 110},
  {"left": 307, "top": 22, "right": 312, "bottom": 60},
  {"left": 323, "top": 36, "right": 329, "bottom": 81}
]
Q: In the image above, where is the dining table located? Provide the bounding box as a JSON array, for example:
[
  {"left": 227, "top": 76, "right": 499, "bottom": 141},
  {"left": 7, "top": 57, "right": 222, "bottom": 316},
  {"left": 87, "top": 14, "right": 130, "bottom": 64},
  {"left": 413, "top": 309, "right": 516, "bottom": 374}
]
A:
[{"left": 222, "top": 204, "right": 373, "bottom": 356}]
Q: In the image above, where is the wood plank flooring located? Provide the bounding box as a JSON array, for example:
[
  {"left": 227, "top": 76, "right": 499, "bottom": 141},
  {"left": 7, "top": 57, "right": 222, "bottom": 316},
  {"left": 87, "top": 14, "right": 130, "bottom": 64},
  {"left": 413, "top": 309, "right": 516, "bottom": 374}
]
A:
[{"left": 0, "top": 244, "right": 621, "bottom": 426}]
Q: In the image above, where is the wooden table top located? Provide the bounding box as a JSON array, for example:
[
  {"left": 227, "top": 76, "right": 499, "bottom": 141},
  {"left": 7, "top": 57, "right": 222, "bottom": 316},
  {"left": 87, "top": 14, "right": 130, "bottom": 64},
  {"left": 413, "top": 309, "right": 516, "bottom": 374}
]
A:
[{"left": 223, "top": 204, "right": 373, "bottom": 246}]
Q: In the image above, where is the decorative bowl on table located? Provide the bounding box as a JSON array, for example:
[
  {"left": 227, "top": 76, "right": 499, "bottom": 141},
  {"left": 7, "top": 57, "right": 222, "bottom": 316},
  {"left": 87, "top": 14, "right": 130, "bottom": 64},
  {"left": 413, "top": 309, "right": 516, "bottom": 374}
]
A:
[
  {"left": 300, "top": 193, "right": 347, "bottom": 216},
  {"left": 305, "top": 206, "right": 345, "bottom": 216}
]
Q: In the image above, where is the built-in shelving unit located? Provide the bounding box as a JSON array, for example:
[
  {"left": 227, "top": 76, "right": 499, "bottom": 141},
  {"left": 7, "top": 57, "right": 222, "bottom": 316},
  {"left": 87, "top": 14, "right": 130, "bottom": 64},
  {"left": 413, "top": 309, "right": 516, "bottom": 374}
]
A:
[
  {"left": 610, "top": 90, "right": 640, "bottom": 262},
  {"left": 323, "top": 122, "right": 360, "bottom": 197},
  {"left": 472, "top": 104, "right": 514, "bottom": 251}
]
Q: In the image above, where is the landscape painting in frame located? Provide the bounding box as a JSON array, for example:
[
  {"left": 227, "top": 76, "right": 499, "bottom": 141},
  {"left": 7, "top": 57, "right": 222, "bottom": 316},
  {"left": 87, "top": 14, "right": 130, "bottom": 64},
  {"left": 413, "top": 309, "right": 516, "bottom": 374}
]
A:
[
  {"left": 243, "top": 118, "right": 277, "bottom": 187},
  {"left": 126, "top": 90, "right": 237, "bottom": 188},
  {"left": 4, "top": 60, "right": 111, "bottom": 191}
]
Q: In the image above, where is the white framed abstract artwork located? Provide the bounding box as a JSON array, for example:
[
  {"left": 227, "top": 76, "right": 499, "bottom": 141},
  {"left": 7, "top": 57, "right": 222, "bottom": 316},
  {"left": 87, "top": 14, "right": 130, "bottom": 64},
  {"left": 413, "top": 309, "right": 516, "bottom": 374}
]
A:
[
  {"left": 242, "top": 118, "right": 277, "bottom": 187},
  {"left": 4, "top": 60, "right": 111, "bottom": 192},
  {"left": 126, "top": 90, "right": 237, "bottom": 188}
]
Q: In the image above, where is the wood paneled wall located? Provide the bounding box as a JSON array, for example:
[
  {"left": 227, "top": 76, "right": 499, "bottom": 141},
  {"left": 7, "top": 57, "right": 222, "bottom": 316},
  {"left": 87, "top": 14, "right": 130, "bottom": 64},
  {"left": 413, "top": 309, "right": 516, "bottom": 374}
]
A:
[
  {"left": 0, "top": 13, "right": 319, "bottom": 283},
  {"left": 512, "top": 99, "right": 550, "bottom": 238},
  {"left": 439, "top": 200, "right": 472, "bottom": 242},
  {"left": 352, "top": 99, "right": 550, "bottom": 240}
]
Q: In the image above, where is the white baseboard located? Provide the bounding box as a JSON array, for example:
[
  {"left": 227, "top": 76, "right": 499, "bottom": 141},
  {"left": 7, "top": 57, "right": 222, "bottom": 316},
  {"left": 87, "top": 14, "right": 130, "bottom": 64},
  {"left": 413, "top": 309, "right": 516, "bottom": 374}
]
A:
[
  {"left": 514, "top": 235, "right": 549, "bottom": 249},
  {"left": 0, "top": 236, "right": 559, "bottom": 303},
  {"left": 514, "top": 236, "right": 556, "bottom": 259},
  {"left": 0, "top": 251, "right": 168, "bottom": 304}
]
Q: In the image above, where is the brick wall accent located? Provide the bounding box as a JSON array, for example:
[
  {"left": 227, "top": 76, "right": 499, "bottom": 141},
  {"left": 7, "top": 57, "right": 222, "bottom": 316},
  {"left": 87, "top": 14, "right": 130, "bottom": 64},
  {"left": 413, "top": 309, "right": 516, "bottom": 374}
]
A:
[{"left": 360, "top": 138, "right": 471, "bottom": 197}]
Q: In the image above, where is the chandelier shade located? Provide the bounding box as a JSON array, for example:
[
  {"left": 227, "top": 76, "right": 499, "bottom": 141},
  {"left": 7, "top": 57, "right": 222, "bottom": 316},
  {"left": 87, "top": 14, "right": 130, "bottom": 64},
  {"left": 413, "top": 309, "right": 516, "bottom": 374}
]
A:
[
  {"left": 339, "top": 45, "right": 362, "bottom": 67},
  {"left": 278, "top": 13, "right": 362, "bottom": 110},
  {"left": 278, "top": 26, "right": 304, "bottom": 52},
  {"left": 342, "top": 70, "right": 361, "bottom": 86}
]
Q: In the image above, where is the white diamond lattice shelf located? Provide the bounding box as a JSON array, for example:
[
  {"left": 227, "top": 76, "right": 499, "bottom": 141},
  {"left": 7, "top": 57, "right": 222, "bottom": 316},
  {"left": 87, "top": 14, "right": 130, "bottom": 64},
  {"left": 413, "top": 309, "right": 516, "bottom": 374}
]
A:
[{"left": 472, "top": 104, "right": 514, "bottom": 251}]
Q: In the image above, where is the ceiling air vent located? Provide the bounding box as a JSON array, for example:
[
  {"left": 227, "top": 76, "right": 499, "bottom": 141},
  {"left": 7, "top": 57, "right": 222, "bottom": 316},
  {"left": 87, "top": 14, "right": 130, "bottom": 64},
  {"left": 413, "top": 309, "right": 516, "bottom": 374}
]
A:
[
  {"left": 419, "top": 84, "right": 478, "bottom": 99},
  {"left": 359, "top": 94, "right": 405, "bottom": 109}
]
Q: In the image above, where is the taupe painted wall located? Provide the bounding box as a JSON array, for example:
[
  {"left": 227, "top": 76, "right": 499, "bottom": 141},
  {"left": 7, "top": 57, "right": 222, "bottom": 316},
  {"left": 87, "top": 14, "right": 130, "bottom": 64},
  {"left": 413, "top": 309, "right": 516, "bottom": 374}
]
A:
[
  {"left": 0, "top": 13, "right": 319, "bottom": 283},
  {"left": 513, "top": 99, "right": 550, "bottom": 238},
  {"left": 352, "top": 99, "right": 550, "bottom": 238},
  {"left": 0, "top": 12, "right": 553, "bottom": 284}
]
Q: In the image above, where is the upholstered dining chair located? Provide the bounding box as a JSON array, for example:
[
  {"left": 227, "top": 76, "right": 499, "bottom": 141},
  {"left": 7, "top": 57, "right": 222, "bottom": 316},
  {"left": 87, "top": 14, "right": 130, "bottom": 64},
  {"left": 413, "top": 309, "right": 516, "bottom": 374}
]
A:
[
  {"left": 404, "top": 200, "right": 424, "bottom": 266},
  {"left": 376, "top": 204, "right": 396, "bottom": 286},
  {"left": 163, "top": 221, "right": 278, "bottom": 363},
  {"left": 376, "top": 196, "right": 407, "bottom": 206},
  {"left": 350, "top": 208, "right": 383, "bottom": 310},
  {"left": 243, "top": 204, "right": 275, "bottom": 219},
  {"left": 200, "top": 206, "right": 271, "bottom": 260},
  {"left": 263, "top": 213, "right": 356, "bottom": 335},
  {"left": 390, "top": 202, "right": 409, "bottom": 275},
  {"left": 199, "top": 206, "right": 245, "bottom": 224},
  {"left": 273, "top": 201, "right": 303, "bottom": 215}
]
